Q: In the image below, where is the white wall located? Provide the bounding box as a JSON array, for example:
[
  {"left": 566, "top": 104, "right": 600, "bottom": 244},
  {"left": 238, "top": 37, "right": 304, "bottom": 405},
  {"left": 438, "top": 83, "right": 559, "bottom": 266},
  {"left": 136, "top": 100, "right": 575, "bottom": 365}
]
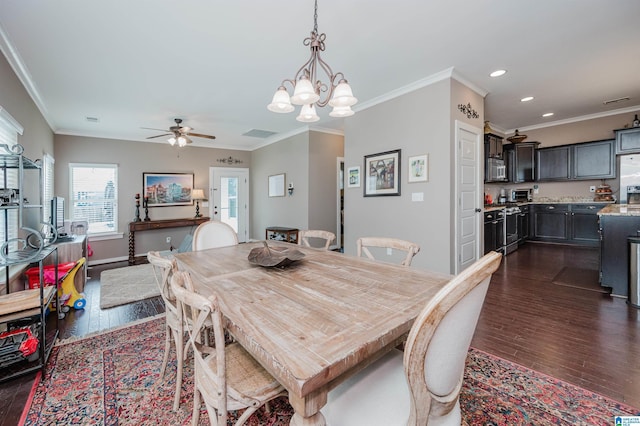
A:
[{"left": 250, "top": 130, "right": 344, "bottom": 241}]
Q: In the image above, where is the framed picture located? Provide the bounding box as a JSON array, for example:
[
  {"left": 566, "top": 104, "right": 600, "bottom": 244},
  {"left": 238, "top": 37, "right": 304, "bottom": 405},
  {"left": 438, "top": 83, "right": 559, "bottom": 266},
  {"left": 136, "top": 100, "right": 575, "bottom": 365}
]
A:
[
  {"left": 408, "top": 154, "right": 428, "bottom": 182},
  {"left": 347, "top": 166, "right": 361, "bottom": 188},
  {"left": 143, "top": 172, "right": 194, "bottom": 207},
  {"left": 268, "top": 173, "right": 286, "bottom": 197},
  {"left": 364, "top": 149, "right": 401, "bottom": 197}
]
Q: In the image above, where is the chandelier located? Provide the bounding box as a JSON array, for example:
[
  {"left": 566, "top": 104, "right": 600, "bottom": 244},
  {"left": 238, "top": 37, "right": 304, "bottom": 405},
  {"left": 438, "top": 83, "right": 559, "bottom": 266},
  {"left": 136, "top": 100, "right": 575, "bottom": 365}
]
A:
[{"left": 267, "top": 0, "right": 357, "bottom": 122}]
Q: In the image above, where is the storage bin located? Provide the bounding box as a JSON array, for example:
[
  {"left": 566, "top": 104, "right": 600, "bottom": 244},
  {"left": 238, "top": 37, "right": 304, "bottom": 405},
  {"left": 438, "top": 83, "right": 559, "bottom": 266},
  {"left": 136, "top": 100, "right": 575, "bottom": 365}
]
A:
[{"left": 25, "top": 262, "right": 76, "bottom": 289}]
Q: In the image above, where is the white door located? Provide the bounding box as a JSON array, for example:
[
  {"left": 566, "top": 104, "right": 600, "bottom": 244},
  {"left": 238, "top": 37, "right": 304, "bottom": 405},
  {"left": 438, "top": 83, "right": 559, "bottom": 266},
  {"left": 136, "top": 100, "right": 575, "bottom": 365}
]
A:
[
  {"left": 209, "top": 167, "right": 249, "bottom": 242},
  {"left": 455, "top": 120, "right": 483, "bottom": 273}
]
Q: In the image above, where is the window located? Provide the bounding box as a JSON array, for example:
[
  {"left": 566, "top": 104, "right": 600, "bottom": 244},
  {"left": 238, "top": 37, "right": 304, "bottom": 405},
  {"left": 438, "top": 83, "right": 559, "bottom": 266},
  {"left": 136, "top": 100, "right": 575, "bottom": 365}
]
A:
[
  {"left": 0, "top": 109, "right": 22, "bottom": 250},
  {"left": 42, "top": 153, "right": 54, "bottom": 229},
  {"left": 69, "top": 163, "right": 118, "bottom": 235}
]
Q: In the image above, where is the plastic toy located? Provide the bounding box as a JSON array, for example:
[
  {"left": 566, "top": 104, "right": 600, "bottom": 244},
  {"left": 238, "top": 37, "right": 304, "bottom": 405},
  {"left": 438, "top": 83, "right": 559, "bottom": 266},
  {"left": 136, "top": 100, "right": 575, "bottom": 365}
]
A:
[
  {"left": 25, "top": 257, "right": 87, "bottom": 317},
  {"left": 56, "top": 257, "right": 87, "bottom": 311}
]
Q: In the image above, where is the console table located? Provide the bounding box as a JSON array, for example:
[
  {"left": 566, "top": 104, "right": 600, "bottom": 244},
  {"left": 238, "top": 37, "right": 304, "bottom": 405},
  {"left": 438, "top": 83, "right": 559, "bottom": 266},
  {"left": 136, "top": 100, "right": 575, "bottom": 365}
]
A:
[
  {"left": 265, "top": 226, "right": 299, "bottom": 243},
  {"left": 128, "top": 217, "right": 209, "bottom": 264}
]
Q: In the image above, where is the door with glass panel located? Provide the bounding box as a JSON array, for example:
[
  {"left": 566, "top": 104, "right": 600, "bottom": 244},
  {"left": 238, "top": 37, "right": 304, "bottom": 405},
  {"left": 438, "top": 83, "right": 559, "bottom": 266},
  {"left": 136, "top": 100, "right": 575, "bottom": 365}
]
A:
[{"left": 209, "top": 167, "right": 249, "bottom": 242}]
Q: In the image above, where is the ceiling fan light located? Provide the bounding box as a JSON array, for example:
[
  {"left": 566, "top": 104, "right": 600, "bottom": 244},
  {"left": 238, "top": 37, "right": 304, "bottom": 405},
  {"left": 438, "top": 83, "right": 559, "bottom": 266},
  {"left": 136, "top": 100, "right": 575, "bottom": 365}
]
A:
[
  {"left": 328, "top": 80, "right": 357, "bottom": 107},
  {"left": 267, "top": 87, "right": 295, "bottom": 113},
  {"left": 329, "top": 105, "right": 354, "bottom": 118},
  {"left": 177, "top": 135, "right": 191, "bottom": 147},
  {"left": 291, "top": 76, "right": 320, "bottom": 105},
  {"left": 168, "top": 137, "right": 177, "bottom": 146},
  {"left": 296, "top": 104, "right": 320, "bottom": 122}
]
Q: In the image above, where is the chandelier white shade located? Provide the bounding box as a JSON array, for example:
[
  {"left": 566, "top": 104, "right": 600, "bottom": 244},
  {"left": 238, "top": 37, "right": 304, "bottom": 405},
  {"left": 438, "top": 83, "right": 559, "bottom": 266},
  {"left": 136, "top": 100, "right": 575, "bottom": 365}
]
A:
[
  {"left": 267, "top": 0, "right": 357, "bottom": 121},
  {"left": 169, "top": 135, "right": 192, "bottom": 147}
]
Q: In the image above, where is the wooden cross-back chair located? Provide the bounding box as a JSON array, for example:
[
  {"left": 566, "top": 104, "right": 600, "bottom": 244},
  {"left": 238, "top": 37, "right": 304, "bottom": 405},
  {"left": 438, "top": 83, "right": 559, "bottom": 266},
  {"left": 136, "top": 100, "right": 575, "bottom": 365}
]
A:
[
  {"left": 170, "top": 270, "right": 287, "bottom": 425},
  {"left": 147, "top": 250, "right": 184, "bottom": 411},
  {"left": 322, "top": 251, "right": 502, "bottom": 425},
  {"left": 192, "top": 221, "right": 239, "bottom": 251},
  {"left": 356, "top": 237, "right": 421, "bottom": 267},
  {"left": 297, "top": 229, "right": 336, "bottom": 250}
]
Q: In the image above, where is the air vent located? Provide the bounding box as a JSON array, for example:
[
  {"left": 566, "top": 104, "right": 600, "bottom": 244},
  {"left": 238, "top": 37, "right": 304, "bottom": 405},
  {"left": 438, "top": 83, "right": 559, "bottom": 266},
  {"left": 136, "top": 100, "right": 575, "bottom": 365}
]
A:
[
  {"left": 242, "top": 129, "right": 277, "bottom": 138},
  {"left": 603, "top": 96, "right": 630, "bottom": 105},
  {"left": 85, "top": 116, "right": 100, "bottom": 123}
]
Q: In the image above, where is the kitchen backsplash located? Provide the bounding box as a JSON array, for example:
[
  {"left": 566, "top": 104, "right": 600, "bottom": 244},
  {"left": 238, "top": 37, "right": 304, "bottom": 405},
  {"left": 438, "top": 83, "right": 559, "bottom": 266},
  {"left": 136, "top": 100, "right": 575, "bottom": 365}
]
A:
[{"left": 485, "top": 180, "right": 620, "bottom": 203}]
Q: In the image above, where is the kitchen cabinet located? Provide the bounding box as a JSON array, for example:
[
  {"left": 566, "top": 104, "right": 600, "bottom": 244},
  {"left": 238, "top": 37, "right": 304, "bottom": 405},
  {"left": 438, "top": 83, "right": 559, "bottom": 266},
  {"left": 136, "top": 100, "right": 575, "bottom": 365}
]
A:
[
  {"left": 517, "top": 204, "right": 530, "bottom": 244},
  {"left": 504, "top": 142, "right": 539, "bottom": 183},
  {"left": 615, "top": 127, "right": 640, "bottom": 154},
  {"left": 530, "top": 203, "right": 602, "bottom": 246},
  {"left": 483, "top": 210, "right": 504, "bottom": 255},
  {"left": 536, "top": 140, "right": 615, "bottom": 181},
  {"left": 537, "top": 146, "right": 571, "bottom": 181},
  {"left": 484, "top": 133, "right": 503, "bottom": 159},
  {"left": 573, "top": 140, "right": 615, "bottom": 179},
  {"left": 569, "top": 204, "right": 601, "bottom": 246},
  {"left": 532, "top": 204, "right": 569, "bottom": 241},
  {"left": 599, "top": 214, "right": 640, "bottom": 296}
]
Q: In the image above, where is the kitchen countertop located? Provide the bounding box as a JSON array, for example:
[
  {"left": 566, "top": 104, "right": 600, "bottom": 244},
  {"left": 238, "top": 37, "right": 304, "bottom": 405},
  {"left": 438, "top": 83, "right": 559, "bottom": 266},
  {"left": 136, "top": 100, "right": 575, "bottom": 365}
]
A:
[
  {"left": 597, "top": 204, "right": 640, "bottom": 216},
  {"left": 484, "top": 198, "right": 614, "bottom": 212}
]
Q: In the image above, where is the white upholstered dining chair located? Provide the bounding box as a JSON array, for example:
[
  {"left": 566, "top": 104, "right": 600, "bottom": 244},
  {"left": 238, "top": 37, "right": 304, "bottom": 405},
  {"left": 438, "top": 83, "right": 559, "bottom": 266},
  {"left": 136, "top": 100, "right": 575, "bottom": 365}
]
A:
[
  {"left": 356, "top": 237, "right": 421, "bottom": 267},
  {"left": 192, "top": 220, "right": 239, "bottom": 251},
  {"left": 147, "top": 250, "right": 185, "bottom": 411},
  {"left": 170, "top": 270, "right": 287, "bottom": 425},
  {"left": 322, "top": 251, "right": 502, "bottom": 426},
  {"left": 298, "top": 229, "right": 336, "bottom": 250}
]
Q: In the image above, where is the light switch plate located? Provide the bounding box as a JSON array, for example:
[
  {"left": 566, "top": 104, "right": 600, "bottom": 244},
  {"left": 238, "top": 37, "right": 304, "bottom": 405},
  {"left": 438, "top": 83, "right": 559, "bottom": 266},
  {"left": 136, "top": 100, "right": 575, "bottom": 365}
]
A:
[{"left": 411, "top": 192, "right": 424, "bottom": 202}]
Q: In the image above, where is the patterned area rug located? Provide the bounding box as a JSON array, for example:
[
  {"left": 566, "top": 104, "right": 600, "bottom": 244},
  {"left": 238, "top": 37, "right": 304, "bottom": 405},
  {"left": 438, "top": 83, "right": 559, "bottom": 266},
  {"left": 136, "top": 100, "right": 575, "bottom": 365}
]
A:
[
  {"left": 99, "top": 263, "right": 159, "bottom": 309},
  {"left": 23, "top": 316, "right": 639, "bottom": 425}
]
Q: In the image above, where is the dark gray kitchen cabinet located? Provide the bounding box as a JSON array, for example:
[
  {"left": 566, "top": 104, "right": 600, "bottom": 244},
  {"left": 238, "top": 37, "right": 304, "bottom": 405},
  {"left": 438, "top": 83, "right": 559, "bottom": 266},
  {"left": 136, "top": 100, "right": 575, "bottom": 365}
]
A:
[
  {"left": 615, "top": 127, "right": 640, "bottom": 154},
  {"left": 570, "top": 204, "right": 601, "bottom": 246},
  {"left": 599, "top": 214, "right": 640, "bottom": 296},
  {"left": 504, "top": 142, "right": 539, "bottom": 183},
  {"left": 532, "top": 204, "right": 569, "bottom": 241},
  {"left": 484, "top": 133, "right": 503, "bottom": 159},
  {"left": 573, "top": 140, "right": 615, "bottom": 179},
  {"left": 536, "top": 140, "right": 615, "bottom": 181},
  {"left": 537, "top": 146, "right": 571, "bottom": 181}
]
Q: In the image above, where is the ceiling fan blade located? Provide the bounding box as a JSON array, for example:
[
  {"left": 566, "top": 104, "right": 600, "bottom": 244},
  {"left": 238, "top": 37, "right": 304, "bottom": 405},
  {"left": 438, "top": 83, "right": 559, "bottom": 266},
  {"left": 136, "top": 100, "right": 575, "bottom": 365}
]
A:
[
  {"left": 146, "top": 133, "right": 172, "bottom": 139},
  {"left": 141, "top": 127, "right": 170, "bottom": 132},
  {"left": 189, "top": 132, "right": 216, "bottom": 140}
]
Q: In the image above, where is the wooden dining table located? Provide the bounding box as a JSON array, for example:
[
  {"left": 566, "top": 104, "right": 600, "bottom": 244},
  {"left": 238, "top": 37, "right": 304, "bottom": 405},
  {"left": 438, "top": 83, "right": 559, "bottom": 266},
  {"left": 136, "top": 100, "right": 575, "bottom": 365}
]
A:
[{"left": 174, "top": 241, "right": 451, "bottom": 426}]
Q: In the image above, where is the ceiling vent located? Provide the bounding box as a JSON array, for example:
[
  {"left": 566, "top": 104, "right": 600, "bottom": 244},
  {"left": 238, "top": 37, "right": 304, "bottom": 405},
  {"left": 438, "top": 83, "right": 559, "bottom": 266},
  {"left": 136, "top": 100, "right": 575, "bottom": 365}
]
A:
[
  {"left": 242, "top": 129, "right": 277, "bottom": 138},
  {"left": 85, "top": 116, "right": 99, "bottom": 123},
  {"left": 603, "top": 96, "right": 630, "bottom": 105}
]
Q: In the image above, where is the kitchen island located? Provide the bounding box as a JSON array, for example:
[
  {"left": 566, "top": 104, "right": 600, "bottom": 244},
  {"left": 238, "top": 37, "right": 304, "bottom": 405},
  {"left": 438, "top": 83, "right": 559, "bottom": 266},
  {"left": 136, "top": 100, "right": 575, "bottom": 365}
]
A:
[{"left": 598, "top": 204, "right": 640, "bottom": 297}]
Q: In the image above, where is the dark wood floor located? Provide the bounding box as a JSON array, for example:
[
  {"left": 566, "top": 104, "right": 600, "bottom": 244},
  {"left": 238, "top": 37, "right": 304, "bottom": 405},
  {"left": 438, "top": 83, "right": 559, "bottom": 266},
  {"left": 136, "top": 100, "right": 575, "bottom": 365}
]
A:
[{"left": 0, "top": 244, "right": 638, "bottom": 425}]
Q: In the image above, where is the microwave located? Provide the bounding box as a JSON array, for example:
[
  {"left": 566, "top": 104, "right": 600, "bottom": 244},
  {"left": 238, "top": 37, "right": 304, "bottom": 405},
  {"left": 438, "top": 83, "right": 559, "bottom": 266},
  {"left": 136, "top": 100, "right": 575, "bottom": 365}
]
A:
[
  {"left": 510, "top": 188, "right": 532, "bottom": 202},
  {"left": 486, "top": 158, "right": 506, "bottom": 182}
]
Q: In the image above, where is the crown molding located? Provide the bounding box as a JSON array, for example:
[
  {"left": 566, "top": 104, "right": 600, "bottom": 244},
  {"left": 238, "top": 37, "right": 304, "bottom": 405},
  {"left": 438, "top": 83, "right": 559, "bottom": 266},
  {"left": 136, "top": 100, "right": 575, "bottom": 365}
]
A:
[
  {"left": 0, "top": 106, "right": 24, "bottom": 134},
  {"left": 0, "top": 24, "right": 55, "bottom": 131}
]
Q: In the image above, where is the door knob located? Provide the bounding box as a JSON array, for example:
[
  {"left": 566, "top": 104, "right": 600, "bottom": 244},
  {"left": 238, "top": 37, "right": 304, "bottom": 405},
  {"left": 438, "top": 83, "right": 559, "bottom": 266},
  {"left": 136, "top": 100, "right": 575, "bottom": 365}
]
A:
[{"left": 475, "top": 208, "right": 482, "bottom": 212}]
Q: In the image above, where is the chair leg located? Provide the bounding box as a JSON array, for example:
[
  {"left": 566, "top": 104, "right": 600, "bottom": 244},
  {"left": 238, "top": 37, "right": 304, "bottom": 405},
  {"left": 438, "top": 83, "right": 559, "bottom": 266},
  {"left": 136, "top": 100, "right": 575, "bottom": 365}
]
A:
[
  {"left": 173, "top": 327, "right": 184, "bottom": 411},
  {"left": 192, "top": 387, "right": 201, "bottom": 426},
  {"left": 159, "top": 323, "right": 171, "bottom": 379}
]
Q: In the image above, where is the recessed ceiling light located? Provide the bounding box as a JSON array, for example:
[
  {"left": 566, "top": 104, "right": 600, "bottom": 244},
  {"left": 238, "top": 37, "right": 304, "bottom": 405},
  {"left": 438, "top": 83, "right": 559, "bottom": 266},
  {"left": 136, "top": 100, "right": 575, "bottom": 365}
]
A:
[
  {"left": 542, "top": 112, "right": 554, "bottom": 117},
  {"left": 490, "top": 69, "right": 507, "bottom": 77},
  {"left": 521, "top": 96, "right": 534, "bottom": 102}
]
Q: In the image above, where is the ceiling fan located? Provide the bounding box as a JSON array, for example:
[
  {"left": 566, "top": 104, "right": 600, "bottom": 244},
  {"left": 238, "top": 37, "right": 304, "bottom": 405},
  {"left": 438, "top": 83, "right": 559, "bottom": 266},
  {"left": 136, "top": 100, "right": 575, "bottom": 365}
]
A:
[{"left": 142, "top": 118, "right": 216, "bottom": 147}]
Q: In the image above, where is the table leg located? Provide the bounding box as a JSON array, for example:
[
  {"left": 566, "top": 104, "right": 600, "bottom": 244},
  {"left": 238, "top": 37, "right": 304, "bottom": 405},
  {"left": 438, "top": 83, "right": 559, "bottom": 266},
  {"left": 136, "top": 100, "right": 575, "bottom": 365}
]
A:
[
  {"left": 288, "top": 391, "right": 327, "bottom": 426},
  {"left": 128, "top": 231, "right": 135, "bottom": 265}
]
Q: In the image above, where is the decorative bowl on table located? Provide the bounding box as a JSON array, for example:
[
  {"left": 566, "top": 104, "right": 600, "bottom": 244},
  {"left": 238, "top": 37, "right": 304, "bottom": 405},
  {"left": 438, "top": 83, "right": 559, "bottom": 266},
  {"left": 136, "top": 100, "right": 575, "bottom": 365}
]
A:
[{"left": 248, "top": 241, "right": 305, "bottom": 268}]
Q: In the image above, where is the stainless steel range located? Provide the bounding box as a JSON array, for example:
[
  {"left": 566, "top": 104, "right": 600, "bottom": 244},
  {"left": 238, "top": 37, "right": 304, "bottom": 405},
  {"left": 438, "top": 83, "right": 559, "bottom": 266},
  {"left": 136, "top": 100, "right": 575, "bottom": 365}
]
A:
[{"left": 504, "top": 204, "right": 521, "bottom": 254}]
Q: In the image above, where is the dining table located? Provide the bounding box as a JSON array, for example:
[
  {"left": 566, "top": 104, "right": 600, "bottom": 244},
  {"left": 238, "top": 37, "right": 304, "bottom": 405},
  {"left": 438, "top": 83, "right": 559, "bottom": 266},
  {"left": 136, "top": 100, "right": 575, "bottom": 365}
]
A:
[{"left": 174, "top": 241, "right": 452, "bottom": 426}]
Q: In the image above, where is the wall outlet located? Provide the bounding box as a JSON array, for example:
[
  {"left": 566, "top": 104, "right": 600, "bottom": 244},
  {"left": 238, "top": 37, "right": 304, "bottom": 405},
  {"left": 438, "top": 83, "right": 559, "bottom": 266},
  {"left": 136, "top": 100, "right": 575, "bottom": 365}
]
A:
[
  {"left": 166, "top": 236, "right": 171, "bottom": 244},
  {"left": 387, "top": 248, "right": 393, "bottom": 256},
  {"left": 590, "top": 186, "right": 596, "bottom": 193}
]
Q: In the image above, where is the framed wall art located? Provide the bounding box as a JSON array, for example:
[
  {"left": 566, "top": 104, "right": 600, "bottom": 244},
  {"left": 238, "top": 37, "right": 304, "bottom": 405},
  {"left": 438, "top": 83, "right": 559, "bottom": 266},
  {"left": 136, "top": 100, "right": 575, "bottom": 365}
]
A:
[
  {"left": 347, "top": 166, "right": 361, "bottom": 188},
  {"left": 408, "top": 154, "right": 428, "bottom": 182},
  {"left": 364, "top": 149, "right": 401, "bottom": 197},
  {"left": 143, "top": 172, "right": 194, "bottom": 207},
  {"left": 268, "top": 173, "right": 286, "bottom": 197}
]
